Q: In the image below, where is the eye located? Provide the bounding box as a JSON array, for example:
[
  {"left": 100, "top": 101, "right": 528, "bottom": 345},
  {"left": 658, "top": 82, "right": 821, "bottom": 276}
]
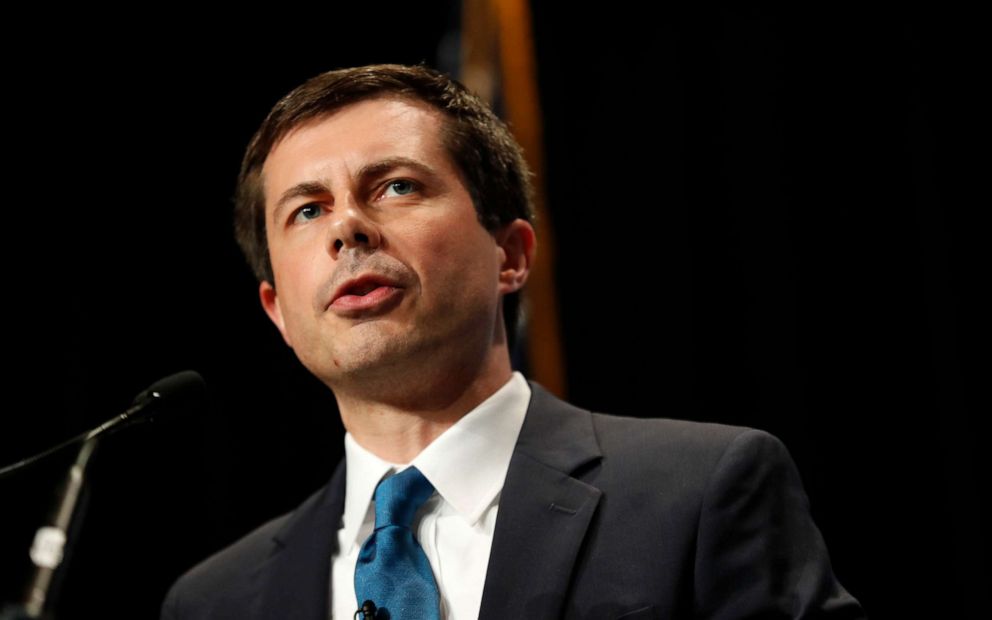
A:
[
  {"left": 382, "top": 179, "right": 417, "bottom": 198},
  {"left": 291, "top": 203, "right": 323, "bottom": 223}
]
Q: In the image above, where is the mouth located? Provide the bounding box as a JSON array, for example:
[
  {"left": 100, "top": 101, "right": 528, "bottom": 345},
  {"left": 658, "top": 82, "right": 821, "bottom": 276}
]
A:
[{"left": 328, "top": 275, "right": 405, "bottom": 316}]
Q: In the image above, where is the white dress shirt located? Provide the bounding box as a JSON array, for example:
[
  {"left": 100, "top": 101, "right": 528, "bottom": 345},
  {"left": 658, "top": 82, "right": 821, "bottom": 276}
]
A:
[{"left": 330, "top": 371, "right": 531, "bottom": 620}]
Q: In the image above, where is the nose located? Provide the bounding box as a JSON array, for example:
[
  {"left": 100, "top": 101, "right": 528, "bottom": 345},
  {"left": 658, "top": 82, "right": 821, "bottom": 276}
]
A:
[{"left": 329, "top": 198, "right": 381, "bottom": 259}]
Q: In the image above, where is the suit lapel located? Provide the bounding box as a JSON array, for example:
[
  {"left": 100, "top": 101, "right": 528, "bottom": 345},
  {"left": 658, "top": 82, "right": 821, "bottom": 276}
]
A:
[
  {"left": 478, "top": 381, "right": 603, "bottom": 620},
  {"left": 253, "top": 460, "right": 347, "bottom": 620}
]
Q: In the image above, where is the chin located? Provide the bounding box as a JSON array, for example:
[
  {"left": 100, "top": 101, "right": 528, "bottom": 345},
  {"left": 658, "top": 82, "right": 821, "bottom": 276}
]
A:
[{"left": 311, "top": 347, "right": 413, "bottom": 385}]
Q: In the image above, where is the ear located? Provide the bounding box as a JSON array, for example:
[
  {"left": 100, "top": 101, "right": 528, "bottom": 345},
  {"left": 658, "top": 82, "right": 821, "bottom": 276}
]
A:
[
  {"left": 495, "top": 218, "right": 537, "bottom": 296},
  {"left": 259, "top": 280, "right": 294, "bottom": 348}
]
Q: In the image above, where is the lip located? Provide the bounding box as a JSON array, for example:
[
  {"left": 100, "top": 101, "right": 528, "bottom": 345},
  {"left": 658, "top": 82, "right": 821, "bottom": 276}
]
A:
[{"left": 327, "top": 274, "right": 404, "bottom": 316}]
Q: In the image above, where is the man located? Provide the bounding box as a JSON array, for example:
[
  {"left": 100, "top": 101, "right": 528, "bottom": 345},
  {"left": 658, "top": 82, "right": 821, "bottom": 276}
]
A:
[{"left": 162, "top": 64, "right": 865, "bottom": 619}]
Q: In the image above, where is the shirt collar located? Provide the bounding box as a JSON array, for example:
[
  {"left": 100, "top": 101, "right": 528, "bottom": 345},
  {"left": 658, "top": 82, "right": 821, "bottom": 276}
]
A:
[{"left": 339, "top": 371, "right": 531, "bottom": 548}]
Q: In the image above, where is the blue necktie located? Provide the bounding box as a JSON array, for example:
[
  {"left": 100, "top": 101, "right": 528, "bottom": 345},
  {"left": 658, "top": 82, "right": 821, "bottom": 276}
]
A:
[{"left": 355, "top": 466, "right": 440, "bottom": 620}]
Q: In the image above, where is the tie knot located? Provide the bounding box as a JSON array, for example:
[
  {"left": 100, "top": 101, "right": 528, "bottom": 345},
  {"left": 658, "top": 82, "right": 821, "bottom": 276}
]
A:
[{"left": 373, "top": 466, "right": 435, "bottom": 529}]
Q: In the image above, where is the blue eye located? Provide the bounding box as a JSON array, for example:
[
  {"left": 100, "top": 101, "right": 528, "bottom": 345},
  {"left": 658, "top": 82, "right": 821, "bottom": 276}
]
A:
[
  {"left": 293, "top": 204, "right": 322, "bottom": 222},
  {"left": 383, "top": 180, "right": 416, "bottom": 197}
]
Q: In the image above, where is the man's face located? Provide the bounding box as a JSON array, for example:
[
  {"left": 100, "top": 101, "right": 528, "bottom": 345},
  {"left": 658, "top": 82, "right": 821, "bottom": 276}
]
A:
[{"left": 258, "top": 97, "right": 525, "bottom": 390}]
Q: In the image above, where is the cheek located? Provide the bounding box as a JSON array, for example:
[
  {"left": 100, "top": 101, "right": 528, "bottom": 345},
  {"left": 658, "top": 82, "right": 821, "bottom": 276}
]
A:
[
  {"left": 272, "top": 257, "right": 323, "bottom": 324},
  {"left": 432, "top": 238, "right": 500, "bottom": 300}
]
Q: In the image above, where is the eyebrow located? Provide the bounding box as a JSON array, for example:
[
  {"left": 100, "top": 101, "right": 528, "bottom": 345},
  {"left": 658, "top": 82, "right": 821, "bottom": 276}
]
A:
[{"left": 271, "top": 156, "right": 443, "bottom": 221}]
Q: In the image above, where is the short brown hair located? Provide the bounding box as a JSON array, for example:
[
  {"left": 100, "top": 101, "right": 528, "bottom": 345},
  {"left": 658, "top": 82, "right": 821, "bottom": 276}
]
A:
[{"left": 233, "top": 63, "right": 535, "bottom": 341}]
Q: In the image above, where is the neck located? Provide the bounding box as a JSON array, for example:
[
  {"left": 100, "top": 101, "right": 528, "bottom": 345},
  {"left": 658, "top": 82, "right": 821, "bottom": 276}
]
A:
[{"left": 333, "top": 348, "right": 513, "bottom": 463}]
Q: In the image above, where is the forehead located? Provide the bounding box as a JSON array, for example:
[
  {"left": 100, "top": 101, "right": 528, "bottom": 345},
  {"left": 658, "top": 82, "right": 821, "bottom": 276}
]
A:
[{"left": 260, "top": 97, "right": 452, "bottom": 208}]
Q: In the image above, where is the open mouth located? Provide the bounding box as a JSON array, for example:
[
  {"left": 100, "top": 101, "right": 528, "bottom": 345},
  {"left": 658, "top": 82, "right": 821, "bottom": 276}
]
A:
[{"left": 329, "top": 277, "right": 404, "bottom": 315}]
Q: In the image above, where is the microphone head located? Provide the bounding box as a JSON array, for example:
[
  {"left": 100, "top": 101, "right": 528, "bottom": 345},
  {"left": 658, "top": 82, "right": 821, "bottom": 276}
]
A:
[{"left": 129, "top": 370, "right": 207, "bottom": 421}]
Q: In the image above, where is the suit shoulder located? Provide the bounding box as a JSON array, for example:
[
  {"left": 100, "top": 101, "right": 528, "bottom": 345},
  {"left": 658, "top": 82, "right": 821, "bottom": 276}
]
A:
[
  {"left": 586, "top": 411, "right": 797, "bottom": 493},
  {"left": 174, "top": 509, "right": 290, "bottom": 587},
  {"left": 162, "top": 509, "right": 291, "bottom": 618},
  {"left": 160, "top": 466, "right": 343, "bottom": 619},
  {"left": 589, "top": 410, "right": 768, "bottom": 459}
]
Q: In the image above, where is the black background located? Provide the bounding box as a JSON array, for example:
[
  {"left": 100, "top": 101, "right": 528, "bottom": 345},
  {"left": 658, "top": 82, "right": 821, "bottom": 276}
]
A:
[{"left": 1, "top": 4, "right": 985, "bottom": 618}]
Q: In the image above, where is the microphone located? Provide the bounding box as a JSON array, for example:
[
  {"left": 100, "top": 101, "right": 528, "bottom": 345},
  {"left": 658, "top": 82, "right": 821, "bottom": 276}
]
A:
[
  {"left": 92, "top": 369, "right": 207, "bottom": 436},
  {"left": 0, "top": 370, "right": 206, "bottom": 478},
  {"left": 132, "top": 369, "right": 207, "bottom": 409},
  {"left": 355, "top": 600, "right": 377, "bottom": 620}
]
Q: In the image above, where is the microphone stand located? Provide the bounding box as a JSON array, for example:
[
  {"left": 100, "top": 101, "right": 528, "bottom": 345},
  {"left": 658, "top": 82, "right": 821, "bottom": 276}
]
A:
[{"left": 7, "top": 435, "right": 102, "bottom": 619}]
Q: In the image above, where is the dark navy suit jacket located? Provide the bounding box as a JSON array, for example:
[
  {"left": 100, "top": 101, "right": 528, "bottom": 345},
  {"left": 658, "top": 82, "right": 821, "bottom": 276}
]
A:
[{"left": 161, "top": 381, "right": 865, "bottom": 619}]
